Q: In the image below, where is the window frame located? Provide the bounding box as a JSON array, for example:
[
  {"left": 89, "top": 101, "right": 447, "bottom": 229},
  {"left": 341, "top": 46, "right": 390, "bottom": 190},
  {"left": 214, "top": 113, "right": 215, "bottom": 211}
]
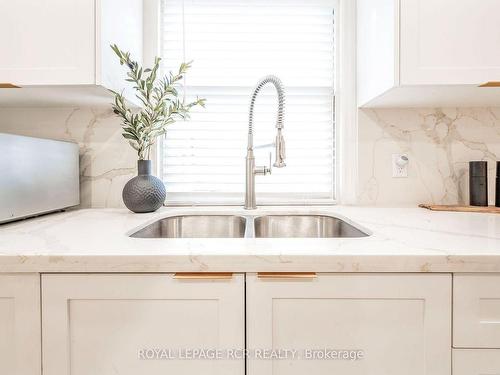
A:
[{"left": 147, "top": 0, "right": 357, "bottom": 206}]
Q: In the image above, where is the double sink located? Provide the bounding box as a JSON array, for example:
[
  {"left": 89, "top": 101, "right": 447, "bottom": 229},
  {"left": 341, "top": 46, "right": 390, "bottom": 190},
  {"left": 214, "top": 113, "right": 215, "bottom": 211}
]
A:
[{"left": 130, "top": 214, "right": 369, "bottom": 239}]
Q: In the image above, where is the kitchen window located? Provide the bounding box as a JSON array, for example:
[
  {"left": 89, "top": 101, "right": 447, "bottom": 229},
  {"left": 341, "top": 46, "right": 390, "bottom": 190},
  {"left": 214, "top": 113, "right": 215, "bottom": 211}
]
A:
[{"left": 159, "top": 0, "right": 337, "bottom": 205}]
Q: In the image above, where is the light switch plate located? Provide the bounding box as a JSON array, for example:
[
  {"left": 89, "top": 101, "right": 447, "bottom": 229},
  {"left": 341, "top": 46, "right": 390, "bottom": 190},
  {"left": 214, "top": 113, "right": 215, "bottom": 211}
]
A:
[{"left": 392, "top": 154, "right": 409, "bottom": 178}]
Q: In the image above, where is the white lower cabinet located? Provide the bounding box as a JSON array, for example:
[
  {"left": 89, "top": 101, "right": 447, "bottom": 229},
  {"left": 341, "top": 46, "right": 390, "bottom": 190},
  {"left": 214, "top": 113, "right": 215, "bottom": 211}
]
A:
[
  {"left": 0, "top": 273, "right": 41, "bottom": 375},
  {"left": 453, "top": 349, "right": 500, "bottom": 375},
  {"left": 38, "top": 272, "right": 454, "bottom": 375},
  {"left": 246, "top": 273, "right": 451, "bottom": 375},
  {"left": 454, "top": 274, "right": 500, "bottom": 348},
  {"left": 41, "top": 273, "right": 245, "bottom": 375}
]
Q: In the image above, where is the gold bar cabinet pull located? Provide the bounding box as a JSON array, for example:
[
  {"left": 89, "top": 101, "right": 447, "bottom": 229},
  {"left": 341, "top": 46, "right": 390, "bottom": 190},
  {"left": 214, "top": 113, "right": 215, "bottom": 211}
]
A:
[
  {"left": 174, "top": 272, "right": 233, "bottom": 280},
  {"left": 257, "top": 272, "right": 317, "bottom": 279},
  {"left": 0, "top": 83, "right": 20, "bottom": 88},
  {"left": 479, "top": 81, "right": 500, "bottom": 87}
]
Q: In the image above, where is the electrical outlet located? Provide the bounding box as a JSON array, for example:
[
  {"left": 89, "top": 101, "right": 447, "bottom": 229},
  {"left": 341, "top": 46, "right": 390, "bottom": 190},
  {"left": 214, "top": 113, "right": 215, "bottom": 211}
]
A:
[{"left": 392, "top": 154, "right": 409, "bottom": 178}]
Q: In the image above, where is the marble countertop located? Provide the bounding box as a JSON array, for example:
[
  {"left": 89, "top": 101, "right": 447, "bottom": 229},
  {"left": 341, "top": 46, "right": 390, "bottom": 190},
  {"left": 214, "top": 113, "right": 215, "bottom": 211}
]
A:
[{"left": 1, "top": 206, "right": 500, "bottom": 273}]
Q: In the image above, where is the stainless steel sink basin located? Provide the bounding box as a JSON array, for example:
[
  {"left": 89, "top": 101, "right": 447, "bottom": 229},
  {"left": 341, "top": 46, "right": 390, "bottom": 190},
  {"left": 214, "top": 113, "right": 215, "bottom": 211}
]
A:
[
  {"left": 130, "top": 213, "right": 369, "bottom": 239},
  {"left": 254, "top": 215, "right": 368, "bottom": 238},
  {"left": 130, "top": 215, "right": 246, "bottom": 238}
]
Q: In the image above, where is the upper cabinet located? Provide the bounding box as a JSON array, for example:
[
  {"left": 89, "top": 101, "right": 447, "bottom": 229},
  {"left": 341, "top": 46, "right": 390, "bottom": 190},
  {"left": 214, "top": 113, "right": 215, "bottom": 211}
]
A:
[
  {"left": 0, "top": 0, "right": 143, "bottom": 106},
  {"left": 0, "top": 0, "right": 95, "bottom": 86},
  {"left": 400, "top": 0, "right": 500, "bottom": 86},
  {"left": 358, "top": 0, "right": 500, "bottom": 108}
]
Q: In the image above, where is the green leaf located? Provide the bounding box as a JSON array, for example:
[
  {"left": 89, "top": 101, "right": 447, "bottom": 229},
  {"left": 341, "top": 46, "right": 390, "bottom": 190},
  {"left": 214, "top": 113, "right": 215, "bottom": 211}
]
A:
[{"left": 110, "top": 44, "right": 206, "bottom": 156}]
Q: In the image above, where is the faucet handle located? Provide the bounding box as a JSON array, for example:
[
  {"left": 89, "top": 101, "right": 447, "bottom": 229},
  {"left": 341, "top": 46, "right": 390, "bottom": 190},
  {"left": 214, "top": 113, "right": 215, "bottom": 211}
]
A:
[
  {"left": 254, "top": 142, "right": 275, "bottom": 150},
  {"left": 255, "top": 152, "right": 272, "bottom": 176}
]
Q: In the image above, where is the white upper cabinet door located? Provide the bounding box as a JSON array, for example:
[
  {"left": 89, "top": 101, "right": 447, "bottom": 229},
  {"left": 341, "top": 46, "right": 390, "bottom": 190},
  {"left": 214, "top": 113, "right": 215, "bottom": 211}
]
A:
[
  {"left": 400, "top": 0, "right": 500, "bottom": 85},
  {"left": 357, "top": 0, "right": 399, "bottom": 106},
  {"left": 358, "top": 0, "right": 500, "bottom": 107},
  {"left": 0, "top": 274, "right": 41, "bottom": 375},
  {"left": 247, "top": 273, "right": 451, "bottom": 375},
  {"left": 0, "top": 0, "right": 95, "bottom": 85},
  {"left": 0, "top": 0, "right": 143, "bottom": 106},
  {"left": 42, "top": 273, "right": 245, "bottom": 375},
  {"left": 454, "top": 274, "right": 500, "bottom": 348},
  {"left": 97, "top": 0, "right": 143, "bottom": 98}
]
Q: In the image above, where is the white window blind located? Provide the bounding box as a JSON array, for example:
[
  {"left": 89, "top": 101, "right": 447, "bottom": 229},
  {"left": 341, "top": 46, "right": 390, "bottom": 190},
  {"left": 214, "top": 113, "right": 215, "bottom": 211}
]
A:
[{"left": 159, "top": 0, "right": 336, "bottom": 204}]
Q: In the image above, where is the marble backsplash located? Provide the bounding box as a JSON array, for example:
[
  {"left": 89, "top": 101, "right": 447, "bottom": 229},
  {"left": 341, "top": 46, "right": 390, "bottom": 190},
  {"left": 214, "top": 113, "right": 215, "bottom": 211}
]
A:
[
  {"left": 1, "top": 106, "right": 500, "bottom": 207},
  {"left": 358, "top": 108, "right": 500, "bottom": 206},
  {"left": 0, "top": 107, "right": 136, "bottom": 208}
]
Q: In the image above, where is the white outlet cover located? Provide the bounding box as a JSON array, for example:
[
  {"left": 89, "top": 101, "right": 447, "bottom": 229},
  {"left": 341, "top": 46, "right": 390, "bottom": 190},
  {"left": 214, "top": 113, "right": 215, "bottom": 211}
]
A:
[{"left": 392, "top": 154, "right": 408, "bottom": 178}]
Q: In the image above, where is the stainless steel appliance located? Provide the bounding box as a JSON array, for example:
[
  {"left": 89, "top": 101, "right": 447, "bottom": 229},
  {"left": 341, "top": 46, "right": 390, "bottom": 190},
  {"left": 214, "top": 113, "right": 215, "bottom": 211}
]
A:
[{"left": 0, "top": 133, "right": 80, "bottom": 224}]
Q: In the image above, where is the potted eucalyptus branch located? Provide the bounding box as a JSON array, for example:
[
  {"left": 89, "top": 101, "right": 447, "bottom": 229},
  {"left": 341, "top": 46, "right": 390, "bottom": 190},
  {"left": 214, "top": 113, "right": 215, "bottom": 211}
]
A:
[{"left": 110, "top": 44, "right": 205, "bottom": 213}]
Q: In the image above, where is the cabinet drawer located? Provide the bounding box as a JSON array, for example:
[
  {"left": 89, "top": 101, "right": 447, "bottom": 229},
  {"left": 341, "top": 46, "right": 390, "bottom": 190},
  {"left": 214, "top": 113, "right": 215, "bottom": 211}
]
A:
[
  {"left": 454, "top": 274, "right": 500, "bottom": 348},
  {"left": 453, "top": 349, "right": 500, "bottom": 375},
  {"left": 42, "top": 273, "right": 245, "bottom": 375}
]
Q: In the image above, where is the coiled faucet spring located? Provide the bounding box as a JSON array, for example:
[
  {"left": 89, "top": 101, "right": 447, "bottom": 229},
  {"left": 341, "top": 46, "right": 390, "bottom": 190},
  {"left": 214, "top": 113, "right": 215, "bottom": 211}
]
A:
[
  {"left": 245, "top": 75, "right": 286, "bottom": 209},
  {"left": 247, "top": 75, "right": 286, "bottom": 167}
]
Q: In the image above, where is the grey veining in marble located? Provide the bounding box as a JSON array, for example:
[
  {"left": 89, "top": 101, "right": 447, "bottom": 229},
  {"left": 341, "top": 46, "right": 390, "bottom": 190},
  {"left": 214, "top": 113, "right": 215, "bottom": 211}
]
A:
[
  {"left": 1, "top": 106, "right": 500, "bottom": 208},
  {"left": 359, "top": 108, "right": 500, "bottom": 206},
  {"left": 0, "top": 107, "right": 136, "bottom": 208},
  {"left": 0, "top": 206, "right": 500, "bottom": 273}
]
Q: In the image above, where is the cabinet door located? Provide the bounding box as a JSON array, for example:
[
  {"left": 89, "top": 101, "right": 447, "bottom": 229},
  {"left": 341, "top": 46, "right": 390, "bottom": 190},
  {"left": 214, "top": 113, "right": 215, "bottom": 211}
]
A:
[
  {"left": 247, "top": 273, "right": 451, "bottom": 375},
  {"left": 400, "top": 0, "right": 500, "bottom": 85},
  {"left": 0, "top": 0, "right": 95, "bottom": 85},
  {"left": 454, "top": 274, "right": 500, "bottom": 348},
  {"left": 42, "top": 274, "right": 245, "bottom": 375},
  {"left": 357, "top": 0, "right": 399, "bottom": 106},
  {"left": 0, "top": 274, "right": 41, "bottom": 375},
  {"left": 453, "top": 349, "right": 500, "bottom": 375}
]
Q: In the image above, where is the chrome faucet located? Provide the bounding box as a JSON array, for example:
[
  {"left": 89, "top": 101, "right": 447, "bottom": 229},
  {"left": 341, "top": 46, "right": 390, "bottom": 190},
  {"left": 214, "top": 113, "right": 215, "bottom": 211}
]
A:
[{"left": 245, "top": 75, "right": 286, "bottom": 209}]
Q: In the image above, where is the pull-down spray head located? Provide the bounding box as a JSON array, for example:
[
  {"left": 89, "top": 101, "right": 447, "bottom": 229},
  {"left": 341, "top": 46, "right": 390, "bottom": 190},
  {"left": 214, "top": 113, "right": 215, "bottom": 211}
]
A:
[{"left": 274, "top": 129, "right": 286, "bottom": 168}]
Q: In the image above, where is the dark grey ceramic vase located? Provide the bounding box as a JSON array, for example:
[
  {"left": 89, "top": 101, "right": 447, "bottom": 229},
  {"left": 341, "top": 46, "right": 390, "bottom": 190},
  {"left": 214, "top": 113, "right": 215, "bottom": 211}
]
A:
[{"left": 123, "top": 160, "right": 166, "bottom": 213}]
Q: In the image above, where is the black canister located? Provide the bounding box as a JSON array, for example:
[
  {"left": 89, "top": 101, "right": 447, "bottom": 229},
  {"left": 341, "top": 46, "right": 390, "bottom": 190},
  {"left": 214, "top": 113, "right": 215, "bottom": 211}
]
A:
[
  {"left": 496, "top": 161, "right": 500, "bottom": 207},
  {"left": 469, "top": 161, "right": 488, "bottom": 206}
]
